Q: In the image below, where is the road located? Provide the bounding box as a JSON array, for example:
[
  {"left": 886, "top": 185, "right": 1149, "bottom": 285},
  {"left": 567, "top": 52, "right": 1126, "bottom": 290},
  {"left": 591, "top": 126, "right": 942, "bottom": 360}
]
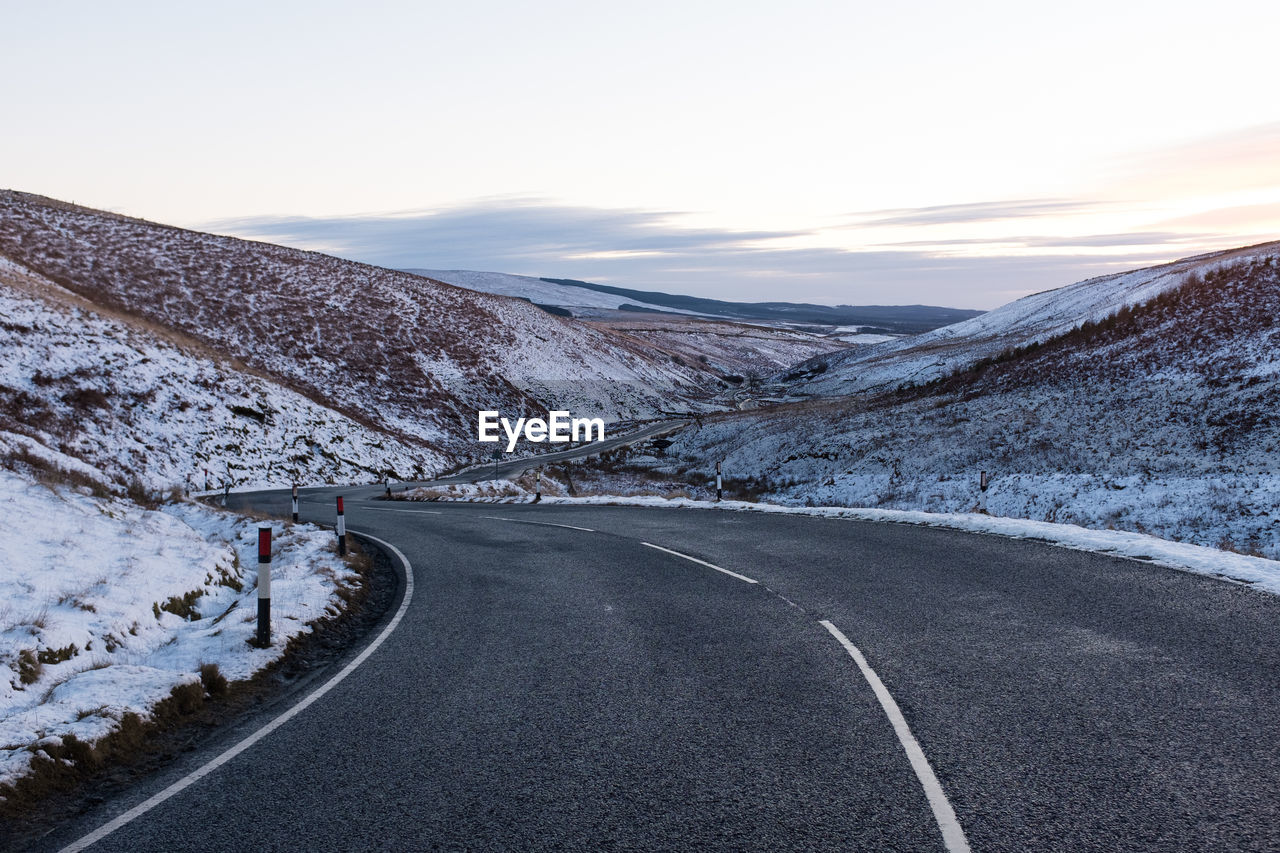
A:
[
  {"left": 433, "top": 419, "right": 688, "bottom": 484},
  {"left": 43, "top": 495, "right": 1280, "bottom": 851}
]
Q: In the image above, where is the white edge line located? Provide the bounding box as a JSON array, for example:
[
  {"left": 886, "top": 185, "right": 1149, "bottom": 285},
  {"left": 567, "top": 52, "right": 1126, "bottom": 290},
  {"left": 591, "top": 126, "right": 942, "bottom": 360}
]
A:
[
  {"left": 640, "top": 541, "right": 758, "bottom": 584},
  {"left": 60, "top": 531, "right": 415, "bottom": 853},
  {"left": 481, "top": 515, "right": 595, "bottom": 532},
  {"left": 819, "top": 619, "right": 970, "bottom": 853}
]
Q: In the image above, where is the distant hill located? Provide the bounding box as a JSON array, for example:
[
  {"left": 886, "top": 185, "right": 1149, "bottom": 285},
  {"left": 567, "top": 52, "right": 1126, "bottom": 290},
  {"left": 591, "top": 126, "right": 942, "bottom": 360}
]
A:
[
  {"left": 603, "top": 243, "right": 1280, "bottom": 560},
  {"left": 0, "top": 191, "right": 750, "bottom": 486},
  {"left": 404, "top": 269, "right": 696, "bottom": 317},
  {"left": 778, "top": 240, "right": 1280, "bottom": 395},
  {"left": 541, "top": 278, "right": 984, "bottom": 332}
]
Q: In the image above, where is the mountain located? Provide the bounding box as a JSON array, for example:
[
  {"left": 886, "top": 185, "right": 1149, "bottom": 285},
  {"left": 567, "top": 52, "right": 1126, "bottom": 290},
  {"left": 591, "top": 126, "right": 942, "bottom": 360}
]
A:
[
  {"left": 0, "top": 255, "right": 436, "bottom": 489},
  {"left": 404, "top": 269, "right": 701, "bottom": 317},
  {"left": 582, "top": 245, "right": 1280, "bottom": 559},
  {"left": 408, "top": 268, "right": 982, "bottom": 332},
  {"left": 540, "top": 278, "right": 985, "bottom": 332},
  {"left": 0, "top": 192, "right": 761, "bottom": 488},
  {"left": 410, "top": 269, "right": 851, "bottom": 379},
  {"left": 778, "top": 240, "right": 1280, "bottom": 395}
]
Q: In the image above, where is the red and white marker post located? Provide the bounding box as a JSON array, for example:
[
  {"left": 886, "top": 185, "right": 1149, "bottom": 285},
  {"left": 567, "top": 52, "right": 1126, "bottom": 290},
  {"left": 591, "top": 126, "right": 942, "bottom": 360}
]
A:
[
  {"left": 535, "top": 469, "right": 542, "bottom": 503},
  {"left": 257, "top": 526, "right": 272, "bottom": 646},
  {"left": 336, "top": 496, "right": 347, "bottom": 556},
  {"left": 291, "top": 484, "right": 299, "bottom": 522},
  {"left": 715, "top": 461, "right": 723, "bottom": 502}
]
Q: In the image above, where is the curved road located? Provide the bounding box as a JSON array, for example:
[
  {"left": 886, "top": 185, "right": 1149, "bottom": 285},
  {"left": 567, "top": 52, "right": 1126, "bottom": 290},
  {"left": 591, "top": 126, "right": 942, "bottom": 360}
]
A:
[{"left": 43, "top": 491, "right": 1280, "bottom": 851}]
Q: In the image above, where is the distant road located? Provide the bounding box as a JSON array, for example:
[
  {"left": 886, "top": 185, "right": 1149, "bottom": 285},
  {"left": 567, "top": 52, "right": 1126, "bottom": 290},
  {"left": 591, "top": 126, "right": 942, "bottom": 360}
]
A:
[
  {"left": 45, "top": 490, "right": 1280, "bottom": 851},
  {"left": 425, "top": 418, "right": 689, "bottom": 485}
]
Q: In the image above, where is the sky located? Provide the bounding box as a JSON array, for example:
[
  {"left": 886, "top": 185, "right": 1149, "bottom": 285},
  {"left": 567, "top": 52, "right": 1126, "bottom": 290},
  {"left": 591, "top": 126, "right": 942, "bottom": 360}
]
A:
[{"left": 3, "top": 0, "right": 1279, "bottom": 309}]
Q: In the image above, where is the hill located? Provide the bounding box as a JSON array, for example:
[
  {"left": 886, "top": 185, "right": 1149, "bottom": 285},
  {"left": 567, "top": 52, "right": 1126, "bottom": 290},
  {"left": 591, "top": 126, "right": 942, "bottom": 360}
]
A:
[
  {"left": 541, "top": 278, "right": 984, "bottom": 332},
  {"left": 577, "top": 247, "right": 1280, "bottom": 559},
  {"left": 404, "top": 269, "right": 698, "bottom": 317},
  {"left": 407, "top": 268, "right": 981, "bottom": 332},
  {"left": 0, "top": 192, "right": 755, "bottom": 486},
  {"left": 778, "top": 241, "right": 1280, "bottom": 395}
]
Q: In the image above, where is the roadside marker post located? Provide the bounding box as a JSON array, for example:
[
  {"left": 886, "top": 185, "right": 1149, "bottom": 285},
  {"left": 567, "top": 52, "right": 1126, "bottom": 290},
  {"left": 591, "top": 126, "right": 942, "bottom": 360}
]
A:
[
  {"left": 291, "top": 484, "right": 299, "bottom": 522},
  {"left": 535, "top": 469, "right": 542, "bottom": 503},
  {"left": 385, "top": 477, "right": 392, "bottom": 498},
  {"left": 980, "top": 471, "right": 990, "bottom": 492},
  {"left": 221, "top": 481, "right": 229, "bottom": 507},
  {"left": 716, "top": 461, "right": 723, "bottom": 502},
  {"left": 336, "top": 496, "right": 347, "bottom": 556},
  {"left": 256, "top": 526, "right": 271, "bottom": 646}
]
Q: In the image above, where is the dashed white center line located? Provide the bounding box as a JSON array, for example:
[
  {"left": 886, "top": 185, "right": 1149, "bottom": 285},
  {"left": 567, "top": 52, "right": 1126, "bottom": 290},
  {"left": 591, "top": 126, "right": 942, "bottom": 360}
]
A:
[
  {"left": 358, "top": 506, "right": 444, "bottom": 515},
  {"left": 820, "top": 620, "right": 970, "bottom": 853},
  {"left": 481, "top": 515, "right": 595, "bottom": 532},
  {"left": 640, "top": 542, "right": 758, "bottom": 584}
]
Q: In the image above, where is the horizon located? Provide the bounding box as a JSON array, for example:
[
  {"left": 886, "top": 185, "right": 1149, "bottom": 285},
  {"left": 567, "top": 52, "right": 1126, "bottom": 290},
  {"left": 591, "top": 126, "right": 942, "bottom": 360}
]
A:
[{"left": 4, "top": 1, "right": 1279, "bottom": 310}]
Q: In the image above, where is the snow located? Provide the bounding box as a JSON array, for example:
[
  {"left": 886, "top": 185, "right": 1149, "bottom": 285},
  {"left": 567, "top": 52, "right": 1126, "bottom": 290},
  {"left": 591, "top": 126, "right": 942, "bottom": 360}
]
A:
[
  {"left": 834, "top": 333, "right": 899, "bottom": 345},
  {"left": 408, "top": 269, "right": 703, "bottom": 317},
  {"left": 791, "top": 240, "right": 1280, "bottom": 395},
  {"left": 0, "top": 469, "right": 355, "bottom": 792},
  {"left": 0, "top": 275, "right": 440, "bottom": 490},
  {"left": 0, "top": 193, "right": 741, "bottom": 472}
]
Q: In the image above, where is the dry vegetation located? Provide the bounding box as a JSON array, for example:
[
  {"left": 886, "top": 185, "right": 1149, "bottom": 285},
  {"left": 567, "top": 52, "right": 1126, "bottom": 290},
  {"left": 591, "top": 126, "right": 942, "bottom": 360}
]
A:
[
  {"left": 0, "top": 191, "right": 740, "bottom": 471},
  {"left": 571, "top": 257, "right": 1280, "bottom": 557}
]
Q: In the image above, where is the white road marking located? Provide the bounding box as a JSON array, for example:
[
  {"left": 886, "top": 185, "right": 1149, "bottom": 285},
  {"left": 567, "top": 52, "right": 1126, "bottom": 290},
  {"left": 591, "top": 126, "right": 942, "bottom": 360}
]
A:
[
  {"left": 640, "top": 542, "right": 758, "bottom": 584},
  {"left": 819, "top": 620, "right": 970, "bottom": 853},
  {"left": 357, "top": 506, "right": 444, "bottom": 515},
  {"left": 60, "top": 532, "right": 416, "bottom": 853},
  {"left": 481, "top": 515, "right": 594, "bottom": 532}
]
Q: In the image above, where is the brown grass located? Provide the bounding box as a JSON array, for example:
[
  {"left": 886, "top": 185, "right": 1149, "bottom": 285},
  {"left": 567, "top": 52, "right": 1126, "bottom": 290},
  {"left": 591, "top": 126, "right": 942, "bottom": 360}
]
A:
[
  {"left": 0, "top": 676, "right": 210, "bottom": 815},
  {"left": 199, "top": 662, "right": 228, "bottom": 696}
]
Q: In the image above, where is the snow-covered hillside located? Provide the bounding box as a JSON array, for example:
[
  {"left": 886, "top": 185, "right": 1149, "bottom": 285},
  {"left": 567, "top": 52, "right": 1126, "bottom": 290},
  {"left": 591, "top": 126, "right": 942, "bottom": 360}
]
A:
[
  {"left": 586, "top": 316, "right": 845, "bottom": 377},
  {"left": 0, "top": 468, "right": 358, "bottom": 797},
  {"left": 0, "top": 259, "right": 437, "bottom": 491},
  {"left": 784, "top": 240, "right": 1280, "bottom": 395},
  {"left": 0, "top": 192, "right": 735, "bottom": 470},
  {"left": 415, "top": 269, "right": 844, "bottom": 379},
  {"left": 586, "top": 251, "right": 1280, "bottom": 560},
  {"left": 406, "top": 268, "right": 696, "bottom": 316}
]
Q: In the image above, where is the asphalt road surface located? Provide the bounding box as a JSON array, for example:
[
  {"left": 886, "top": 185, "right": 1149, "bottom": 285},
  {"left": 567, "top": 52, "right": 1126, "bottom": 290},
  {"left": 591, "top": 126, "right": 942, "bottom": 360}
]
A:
[{"left": 40, "top": 493, "right": 1280, "bottom": 851}]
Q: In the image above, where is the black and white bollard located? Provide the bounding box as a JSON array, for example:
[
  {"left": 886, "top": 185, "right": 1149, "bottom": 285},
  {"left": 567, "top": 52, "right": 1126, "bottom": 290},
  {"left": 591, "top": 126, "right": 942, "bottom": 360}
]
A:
[
  {"left": 980, "top": 470, "right": 990, "bottom": 492},
  {"left": 715, "top": 461, "right": 723, "bottom": 502},
  {"left": 204, "top": 467, "right": 209, "bottom": 492},
  {"left": 291, "top": 483, "right": 299, "bottom": 522},
  {"left": 257, "top": 526, "right": 272, "bottom": 646},
  {"left": 221, "top": 481, "right": 229, "bottom": 507},
  {"left": 534, "top": 469, "right": 542, "bottom": 503},
  {"left": 385, "top": 476, "right": 391, "bottom": 498},
  {"left": 336, "top": 496, "right": 347, "bottom": 556}
]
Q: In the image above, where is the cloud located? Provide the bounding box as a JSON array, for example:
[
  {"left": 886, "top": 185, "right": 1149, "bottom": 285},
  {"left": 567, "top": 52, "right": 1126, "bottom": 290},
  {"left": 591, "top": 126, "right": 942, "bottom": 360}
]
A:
[
  {"left": 851, "top": 199, "right": 1096, "bottom": 228},
  {"left": 1153, "top": 201, "right": 1280, "bottom": 232},
  {"left": 209, "top": 199, "right": 801, "bottom": 271},
  {"left": 1104, "top": 121, "right": 1280, "bottom": 198},
  {"left": 207, "top": 199, "right": 1198, "bottom": 310},
  {"left": 876, "top": 231, "right": 1214, "bottom": 250}
]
